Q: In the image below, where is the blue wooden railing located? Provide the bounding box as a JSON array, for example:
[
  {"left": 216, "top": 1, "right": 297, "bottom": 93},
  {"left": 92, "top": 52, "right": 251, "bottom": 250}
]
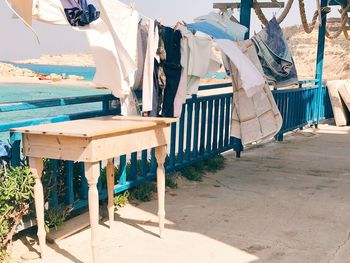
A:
[{"left": 0, "top": 82, "right": 333, "bottom": 218}]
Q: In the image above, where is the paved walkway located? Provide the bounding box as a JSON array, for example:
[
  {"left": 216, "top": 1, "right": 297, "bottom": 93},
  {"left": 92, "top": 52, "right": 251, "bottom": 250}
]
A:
[{"left": 11, "top": 122, "right": 350, "bottom": 263}]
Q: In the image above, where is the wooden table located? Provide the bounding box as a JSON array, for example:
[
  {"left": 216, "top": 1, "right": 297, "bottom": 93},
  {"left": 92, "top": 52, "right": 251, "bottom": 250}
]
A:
[{"left": 13, "top": 116, "right": 176, "bottom": 262}]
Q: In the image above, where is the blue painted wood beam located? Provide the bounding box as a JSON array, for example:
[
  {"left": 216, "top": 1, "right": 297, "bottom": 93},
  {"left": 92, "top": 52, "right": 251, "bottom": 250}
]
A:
[
  {"left": 329, "top": 0, "right": 348, "bottom": 6},
  {"left": 315, "top": 0, "right": 328, "bottom": 124},
  {"left": 240, "top": 0, "right": 253, "bottom": 39}
]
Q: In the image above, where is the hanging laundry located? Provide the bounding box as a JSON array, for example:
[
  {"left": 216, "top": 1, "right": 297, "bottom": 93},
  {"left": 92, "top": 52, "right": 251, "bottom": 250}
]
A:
[
  {"left": 194, "top": 10, "right": 247, "bottom": 41},
  {"left": 158, "top": 25, "right": 182, "bottom": 117},
  {"left": 215, "top": 39, "right": 265, "bottom": 97},
  {"left": 187, "top": 21, "right": 234, "bottom": 40},
  {"left": 5, "top": 0, "right": 40, "bottom": 43},
  {"left": 252, "top": 17, "right": 298, "bottom": 88},
  {"left": 217, "top": 39, "right": 282, "bottom": 146},
  {"left": 33, "top": 0, "right": 71, "bottom": 25},
  {"left": 141, "top": 19, "right": 158, "bottom": 113},
  {"left": 59, "top": 0, "right": 100, "bottom": 26},
  {"left": 174, "top": 25, "right": 221, "bottom": 117},
  {"left": 6, "top": 0, "right": 33, "bottom": 26},
  {"left": 134, "top": 22, "right": 149, "bottom": 90}
]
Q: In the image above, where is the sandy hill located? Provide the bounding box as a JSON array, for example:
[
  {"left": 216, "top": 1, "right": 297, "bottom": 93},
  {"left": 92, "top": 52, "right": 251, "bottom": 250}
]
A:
[{"left": 284, "top": 24, "right": 350, "bottom": 81}]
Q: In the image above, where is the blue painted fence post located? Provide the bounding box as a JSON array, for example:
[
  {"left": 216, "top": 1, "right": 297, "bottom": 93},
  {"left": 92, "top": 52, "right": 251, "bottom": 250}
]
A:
[
  {"left": 9, "top": 132, "right": 21, "bottom": 167},
  {"left": 315, "top": 0, "right": 328, "bottom": 127},
  {"left": 232, "top": 0, "right": 253, "bottom": 158}
]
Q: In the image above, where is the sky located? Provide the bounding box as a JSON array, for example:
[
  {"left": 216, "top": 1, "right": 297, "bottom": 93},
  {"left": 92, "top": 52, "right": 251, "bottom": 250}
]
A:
[{"left": 0, "top": 0, "right": 331, "bottom": 61}]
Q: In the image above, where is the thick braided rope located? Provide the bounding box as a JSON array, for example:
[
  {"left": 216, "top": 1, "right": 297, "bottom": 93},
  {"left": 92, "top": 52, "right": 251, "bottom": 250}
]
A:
[
  {"left": 298, "top": 0, "right": 321, "bottom": 33},
  {"left": 253, "top": 0, "right": 294, "bottom": 26},
  {"left": 325, "top": 0, "right": 350, "bottom": 39}
]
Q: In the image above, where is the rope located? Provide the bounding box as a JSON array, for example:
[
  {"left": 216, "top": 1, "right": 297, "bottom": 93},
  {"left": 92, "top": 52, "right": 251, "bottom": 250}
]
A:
[
  {"left": 251, "top": 0, "right": 350, "bottom": 40},
  {"left": 253, "top": 0, "right": 294, "bottom": 26},
  {"left": 298, "top": 0, "right": 323, "bottom": 34},
  {"left": 325, "top": 0, "right": 350, "bottom": 39}
]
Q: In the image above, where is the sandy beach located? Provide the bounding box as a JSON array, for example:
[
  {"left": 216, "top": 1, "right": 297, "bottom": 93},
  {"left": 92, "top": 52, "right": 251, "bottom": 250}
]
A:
[{"left": 0, "top": 58, "right": 96, "bottom": 87}]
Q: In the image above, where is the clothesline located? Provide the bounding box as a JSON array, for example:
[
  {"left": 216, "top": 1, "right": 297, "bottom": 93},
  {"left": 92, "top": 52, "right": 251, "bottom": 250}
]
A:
[{"left": 5, "top": 0, "right": 300, "bottom": 148}]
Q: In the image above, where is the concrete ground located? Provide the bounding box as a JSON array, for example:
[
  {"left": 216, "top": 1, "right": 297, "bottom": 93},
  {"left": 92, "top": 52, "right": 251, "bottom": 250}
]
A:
[{"left": 10, "top": 122, "right": 350, "bottom": 263}]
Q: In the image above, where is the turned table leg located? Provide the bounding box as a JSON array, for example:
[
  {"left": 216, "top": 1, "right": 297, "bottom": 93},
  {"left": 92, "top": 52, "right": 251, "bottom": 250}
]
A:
[
  {"left": 155, "top": 145, "right": 166, "bottom": 238},
  {"left": 84, "top": 162, "right": 100, "bottom": 263},
  {"left": 29, "top": 157, "right": 46, "bottom": 258},
  {"left": 106, "top": 159, "right": 115, "bottom": 228}
]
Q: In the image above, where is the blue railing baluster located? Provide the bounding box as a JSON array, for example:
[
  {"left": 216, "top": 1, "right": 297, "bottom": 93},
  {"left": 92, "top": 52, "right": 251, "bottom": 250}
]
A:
[
  {"left": 49, "top": 160, "right": 59, "bottom": 208},
  {"left": 130, "top": 152, "right": 138, "bottom": 180},
  {"left": 177, "top": 105, "right": 185, "bottom": 164},
  {"left": 141, "top": 149, "right": 148, "bottom": 177},
  {"left": 206, "top": 100, "right": 214, "bottom": 154},
  {"left": 193, "top": 101, "right": 200, "bottom": 159},
  {"left": 185, "top": 102, "right": 193, "bottom": 162},
  {"left": 169, "top": 123, "right": 177, "bottom": 170},
  {"left": 119, "top": 155, "right": 127, "bottom": 185},
  {"left": 224, "top": 96, "right": 231, "bottom": 146},
  {"left": 80, "top": 162, "right": 88, "bottom": 200},
  {"left": 212, "top": 99, "right": 220, "bottom": 151},
  {"left": 199, "top": 99, "right": 207, "bottom": 155},
  {"left": 219, "top": 98, "right": 225, "bottom": 149},
  {"left": 65, "top": 161, "right": 75, "bottom": 206}
]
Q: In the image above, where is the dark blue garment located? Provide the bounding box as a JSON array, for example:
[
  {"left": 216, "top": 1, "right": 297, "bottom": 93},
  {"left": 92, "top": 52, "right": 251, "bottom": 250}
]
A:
[
  {"left": 60, "top": 0, "right": 100, "bottom": 27},
  {"left": 0, "top": 141, "right": 11, "bottom": 163},
  {"left": 159, "top": 26, "right": 182, "bottom": 117},
  {"left": 187, "top": 21, "right": 234, "bottom": 40},
  {"left": 252, "top": 17, "right": 298, "bottom": 88}
]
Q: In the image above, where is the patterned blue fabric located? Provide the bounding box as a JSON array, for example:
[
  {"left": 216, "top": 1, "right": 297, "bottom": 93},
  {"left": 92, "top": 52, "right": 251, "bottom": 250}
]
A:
[
  {"left": 252, "top": 17, "right": 298, "bottom": 88},
  {"left": 0, "top": 141, "right": 11, "bottom": 163},
  {"left": 186, "top": 21, "right": 235, "bottom": 41},
  {"left": 60, "top": 0, "right": 100, "bottom": 26}
]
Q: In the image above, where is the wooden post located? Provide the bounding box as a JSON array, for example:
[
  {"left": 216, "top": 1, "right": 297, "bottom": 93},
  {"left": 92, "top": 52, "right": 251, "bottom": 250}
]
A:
[
  {"left": 315, "top": 0, "right": 328, "bottom": 126},
  {"left": 29, "top": 157, "right": 46, "bottom": 258},
  {"left": 155, "top": 145, "right": 167, "bottom": 238}
]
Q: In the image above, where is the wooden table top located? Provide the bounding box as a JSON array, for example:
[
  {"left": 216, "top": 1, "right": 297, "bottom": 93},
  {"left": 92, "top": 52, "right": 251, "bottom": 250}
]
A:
[{"left": 12, "top": 116, "right": 176, "bottom": 138}]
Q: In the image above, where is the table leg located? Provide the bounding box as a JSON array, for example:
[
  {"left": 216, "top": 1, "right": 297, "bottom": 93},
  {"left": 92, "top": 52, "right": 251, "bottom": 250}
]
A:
[
  {"left": 106, "top": 159, "right": 115, "bottom": 228},
  {"left": 29, "top": 157, "right": 46, "bottom": 258},
  {"left": 84, "top": 162, "right": 100, "bottom": 263},
  {"left": 155, "top": 145, "right": 166, "bottom": 238}
]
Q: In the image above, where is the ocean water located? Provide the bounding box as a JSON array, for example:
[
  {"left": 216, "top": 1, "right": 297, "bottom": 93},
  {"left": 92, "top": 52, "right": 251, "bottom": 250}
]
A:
[
  {"left": 0, "top": 83, "right": 110, "bottom": 141},
  {"left": 0, "top": 63, "right": 227, "bottom": 141},
  {"left": 13, "top": 63, "right": 227, "bottom": 81}
]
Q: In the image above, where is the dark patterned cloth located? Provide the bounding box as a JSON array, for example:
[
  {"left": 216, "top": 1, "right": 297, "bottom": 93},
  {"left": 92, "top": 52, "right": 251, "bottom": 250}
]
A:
[
  {"left": 252, "top": 17, "right": 298, "bottom": 88},
  {"left": 60, "top": 0, "right": 100, "bottom": 26}
]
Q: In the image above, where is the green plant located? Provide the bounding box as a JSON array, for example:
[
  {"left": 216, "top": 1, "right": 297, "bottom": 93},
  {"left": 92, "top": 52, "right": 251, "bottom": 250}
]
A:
[
  {"left": 44, "top": 205, "right": 73, "bottom": 232},
  {"left": 180, "top": 154, "right": 226, "bottom": 181},
  {"left": 114, "top": 191, "right": 130, "bottom": 208},
  {"left": 181, "top": 166, "right": 204, "bottom": 181},
  {"left": 41, "top": 160, "right": 73, "bottom": 231},
  {"left": 0, "top": 166, "right": 35, "bottom": 262},
  {"left": 166, "top": 173, "right": 178, "bottom": 189},
  {"left": 203, "top": 154, "right": 225, "bottom": 173},
  {"left": 130, "top": 182, "right": 156, "bottom": 202}
]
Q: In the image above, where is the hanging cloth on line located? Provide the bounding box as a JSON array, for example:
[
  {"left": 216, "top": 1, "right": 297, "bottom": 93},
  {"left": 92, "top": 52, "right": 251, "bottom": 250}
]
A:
[
  {"left": 252, "top": 17, "right": 298, "bottom": 88},
  {"left": 194, "top": 10, "right": 248, "bottom": 41},
  {"left": 217, "top": 39, "right": 282, "bottom": 146},
  {"left": 174, "top": 25, "right": 221, "bottom": 117},
  {"left": 59, "top": 0, "right": 100, "bottom": 26}
]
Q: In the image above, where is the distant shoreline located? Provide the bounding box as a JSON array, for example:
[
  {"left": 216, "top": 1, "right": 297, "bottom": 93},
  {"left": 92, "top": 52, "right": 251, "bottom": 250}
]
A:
[
  {"left": 11, "top": 53, "right": 95, "bottom": 67},
  {"left": 0, "top": 76, "right": 96, "bottom": 88}
]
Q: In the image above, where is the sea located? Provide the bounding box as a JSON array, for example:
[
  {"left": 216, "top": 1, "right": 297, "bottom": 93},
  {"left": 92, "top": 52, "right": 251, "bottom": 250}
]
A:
[{"left": 0, "top": 63, "right": 226, "bottom": 141}]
